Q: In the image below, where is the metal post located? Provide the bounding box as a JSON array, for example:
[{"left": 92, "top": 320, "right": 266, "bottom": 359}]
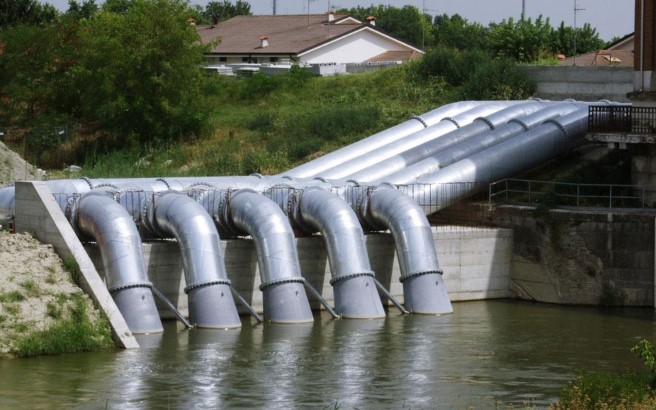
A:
[
  {"left": 302, "top": 279, "right": 340, "bottom": 319},
  {"left": 373, "top": 279, "right": 409, "bottom": 314},
  {"left": 229, "top": 285, "right": 263, "bottom": 323},
  {"left": 151, "top": 285, "right": 193, "bottom": 328}
]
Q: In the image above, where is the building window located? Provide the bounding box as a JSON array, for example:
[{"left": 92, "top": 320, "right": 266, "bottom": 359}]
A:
[
  {"left": 270, "top": 57, "right": 278, "bottom": 63},
  {"left": 219, "top": 57, "right": 227, "bottom": 62}
]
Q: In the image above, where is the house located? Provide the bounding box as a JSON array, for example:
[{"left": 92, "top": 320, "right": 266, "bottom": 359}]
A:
[
  {"left": 560, "top": 33, "right": 634, "bottom": 67},
  {"left": 195, "top": 12, "right": 424, "bottom": 73}
]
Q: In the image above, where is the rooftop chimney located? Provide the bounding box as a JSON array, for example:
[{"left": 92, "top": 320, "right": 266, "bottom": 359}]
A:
[
  {"left": 260, "top": 35, "right": 269, "bottom": 48},
  {"left": 366, "top": 16, "right": 376, "bottom": 26}
]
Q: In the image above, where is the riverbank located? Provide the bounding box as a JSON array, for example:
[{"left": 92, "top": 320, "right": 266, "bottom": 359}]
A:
[{"left": 0, "top": 230, "right": 113, "bottom": 357}]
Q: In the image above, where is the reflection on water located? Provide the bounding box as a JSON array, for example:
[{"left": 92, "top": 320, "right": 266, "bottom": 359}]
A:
[{"left": 1, "top": 300, "right": 655, "bottom": 409}]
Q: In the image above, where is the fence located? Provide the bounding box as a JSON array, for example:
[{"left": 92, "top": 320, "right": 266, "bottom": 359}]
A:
[
  {"left": 0, "top": 124, "right": 75, "bottom": 169},
  {"left": 588, "top": 105, "right": 656, "bottom": 134},
  {"left": 489, "top": 178, "right": 651, "bottom": 211}
]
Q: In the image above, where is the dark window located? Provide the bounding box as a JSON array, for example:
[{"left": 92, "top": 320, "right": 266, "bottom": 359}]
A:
[{"left": 270, "top": 57, "right": 278, "bottom": 63}]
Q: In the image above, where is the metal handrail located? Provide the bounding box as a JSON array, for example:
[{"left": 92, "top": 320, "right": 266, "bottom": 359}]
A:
[{"left": 489, "top": 178, "right": 651, "bottom": 211}]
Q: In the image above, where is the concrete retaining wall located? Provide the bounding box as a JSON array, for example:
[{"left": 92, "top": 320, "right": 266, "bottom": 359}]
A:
[
  {"left": 522, "top": 66, "right": 633, "bottom": 102},
  {"left": 14, "top": 182, "right": 138, "bottom": 348},
  {"left": 440, "top": 204, "right": 656, "bottom": 306},
  {"left": 86, "top": 227, "right": 515, "bottom": 318}
]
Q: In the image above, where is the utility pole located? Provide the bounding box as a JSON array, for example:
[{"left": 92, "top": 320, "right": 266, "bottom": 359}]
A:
[
  {"left": 521, "top": 0, "right": 525, "bottom": 19},
  {"left": 573, "top": 0, "right": 585, "bottom": 65},
  {"left": 273, "top": 0, "right": 276, "bottom": 15}
]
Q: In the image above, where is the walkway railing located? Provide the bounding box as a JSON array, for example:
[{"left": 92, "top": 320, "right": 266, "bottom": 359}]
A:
[
  {"left": 489, "top": 178, "right": 651, "bottom": 211},
  {"left": 589, "top": 105, "right": 656, "bottom": 134}
]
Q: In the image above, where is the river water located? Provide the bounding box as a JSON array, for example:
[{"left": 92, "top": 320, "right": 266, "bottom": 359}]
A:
[{"left": 1, "top": 300, "right": 655, "bottom": 409}]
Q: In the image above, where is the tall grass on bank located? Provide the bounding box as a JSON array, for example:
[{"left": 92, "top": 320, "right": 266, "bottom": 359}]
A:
[
  {"left": 15, "top": 294, "right": 114, "bottom": 358},
  {"left": 41, "top": 51, "right": 532, "bottom": 178},
  {"left": 551, "top": 339, "right": 656, "bottom": 409}
]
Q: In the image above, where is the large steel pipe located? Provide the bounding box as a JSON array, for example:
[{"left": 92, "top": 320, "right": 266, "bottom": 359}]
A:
[
  {"left": 411, "top": 107, "right": 594, "bottom": 214},
  {"left": 316, "top": 102, "right": 518, "bottom": 180},
  {"left": 282, "top": 101, "right": 483, "bottom": 179},
  {"left": 350, "top": 101, "right": 549, "bottom": 183},
  {"left": 384, "top": 102, "right": 583, "bottom": 184},
  {"left": 202, "top": 189, "right": 314, "bottom": 323},
  {"left": 295, "top": 188, "right": 385, "bottom": 319},
  {"left": 75, "top": 191, "right": 163, "bottom": 334},
  {"left": 363, "top": 186, "right": 452, "bottom": 314},
  {"left": 146, "top": 191, "right": 241, "bottom": 328}
]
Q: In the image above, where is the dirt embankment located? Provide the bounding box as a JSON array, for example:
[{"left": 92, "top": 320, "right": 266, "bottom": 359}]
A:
[
  {"left": 0, "top": 140, "right": 46, "bottom": 186},
  {"left": 0, "top": 143, "right": 108, "bottom": 357}
]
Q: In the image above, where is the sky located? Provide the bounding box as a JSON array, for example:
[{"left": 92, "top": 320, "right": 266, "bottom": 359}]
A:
[{"left": 41, "top": 0, "right": 634, "bottom": 41}]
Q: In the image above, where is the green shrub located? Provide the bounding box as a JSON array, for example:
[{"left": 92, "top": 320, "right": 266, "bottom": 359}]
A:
[
  {"left": 16, "top": 295, "right": 113, "bottom": 357},
  {"left": 555, "top": 371, "right": 653, "bottom": 409}
]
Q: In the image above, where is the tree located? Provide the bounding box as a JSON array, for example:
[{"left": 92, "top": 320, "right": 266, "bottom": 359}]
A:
[
  {"left": 102, "top": 0, "right": 136, "bottom": 14},
  {"left": 74, "top": 0, "right": 211, "bottom": 142},
  {"left": 432, "top": 13, "right": 488, "bottom": 51},
  {"left": 66, "top": 0, "right": 99, "bottom": 20},
  {"left": 338, "top": 5, "right": 431, "bottom": 49},
  {"left": 0, "top": 0, "right": 59, "bottom": 28},
  {"left": 202, "top": 0, "right": 251, "bottom": 25},
  {"left": 487, "top": 16, "right": 554, "bottom": 62},
  {"left": 551, "top": 21, "right": 605, "bottom": 56}
]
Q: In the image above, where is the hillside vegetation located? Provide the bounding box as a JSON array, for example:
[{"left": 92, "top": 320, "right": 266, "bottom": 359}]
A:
[{"left": 5, "top": 57, "right": 533, "bottom": 179}]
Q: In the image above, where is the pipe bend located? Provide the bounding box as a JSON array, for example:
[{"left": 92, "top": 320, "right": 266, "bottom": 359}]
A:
[
  {"left": 366, "top": 187, "right": 441, "bottom": 276},
  {"left": 228, "top": 189, "right": 304, "bottom": 284},
  {"left": 149, "top": 191, "right": 230, "bottom": 288},
  {"left": 298, "top": 188, "right": 374, "bottom": 278},
  {"left": 76, "top": 191, "right": 151, "bottom": 290}
]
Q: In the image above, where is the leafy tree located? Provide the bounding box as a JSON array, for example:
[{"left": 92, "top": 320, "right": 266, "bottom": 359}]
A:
[
  {"left": 0, "top": 24, "right": 57, "bottom": 121},
  {"left": 551, "top": 21, "right": 605, "bottom": 56},
  {"left": 487, "top": 16, "right": 554, "bottom": 62},
  {"left": 410, "top": 47, "right": 534, "bottom": 100},
  {"left": 74, "top": 0, "right": 211, "bottom": 143},
  {"left": 432, "top": 13, "right": 488, "bottom": 50},
  {"left": 0, "top": 0, "right": 59, "bottom": 28},
  {"left": 203, "top": 0, "right": 251, "bottom": 25},
  {"left": 101, "top": 0, "right": 136, "bottom": 14},
  {"left": 67, "top": 0, "right": 99, "bottom": 20},
  {"left": 338, "top": 5, "right": 431, "bottom": 49}
]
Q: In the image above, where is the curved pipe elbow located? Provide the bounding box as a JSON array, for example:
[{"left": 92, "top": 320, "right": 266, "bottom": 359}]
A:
[
  {"left": 148, "top": 191, "right": 240, "bottom": 328},
  {"left": 229, "top": 189, "right": 304, "bottom": 285},
  {"left": 298, "top": 188, "right": 385, "bottom": 319},
  {"left": 228, "top": 189, "right": 313, "bottom": 323},
  {"left": 366, "top": 187, "right": 452, "bottom": 314},
  {"left": 149, "top": 191, "right": 230, "bottom": 287},
  {"left": 76, "top": 191, "right": 163, "bottom": 333},
  {"left": 298, "top": 189, "right": 373, "bottom": 279}
]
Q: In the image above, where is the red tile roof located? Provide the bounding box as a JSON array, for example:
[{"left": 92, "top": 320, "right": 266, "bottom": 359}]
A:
[{"left": 196, "top": 14, "right": 363, "bottom": 55}]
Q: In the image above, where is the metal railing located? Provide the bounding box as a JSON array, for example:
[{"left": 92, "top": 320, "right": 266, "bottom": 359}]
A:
[
  {"left": 588, "top": 105, "right": 656, "bottom": 134},
  {"left": 489, "top": 178, "right": 651, "bottom": 211}
]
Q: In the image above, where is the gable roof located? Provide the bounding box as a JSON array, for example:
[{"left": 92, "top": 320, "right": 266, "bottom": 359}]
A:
[
  {"left": 195, "top": 14, "right": 423, "bottom": 56},
  {"left": 560, "top": 49, "right": 634, "bottom": 67}
]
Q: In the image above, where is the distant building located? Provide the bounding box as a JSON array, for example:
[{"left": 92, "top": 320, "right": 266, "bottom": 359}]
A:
[
  {"left": 560, "top": 33, "right": 634, "bottom": 67},
  {"left": 195, "top": 12, "right": 423, "bottom": 70}
]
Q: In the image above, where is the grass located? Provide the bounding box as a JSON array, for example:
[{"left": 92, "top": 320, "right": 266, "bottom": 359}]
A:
[
  {"left": 71, "top": 65, "right": 449, "bottom": 178},
  {"left": 551, "top": 339, "right": 656, "bottom": 409},
  {"left": 15, "top": 294, "right": 113, "bottom": 358}
]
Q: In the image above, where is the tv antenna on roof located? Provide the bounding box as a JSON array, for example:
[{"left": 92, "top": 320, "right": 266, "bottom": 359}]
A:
[{"left": 573, "top": 0, "right": 585, "bottom": 65}]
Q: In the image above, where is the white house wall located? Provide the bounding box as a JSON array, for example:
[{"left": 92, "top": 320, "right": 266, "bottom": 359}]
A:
[{"left": 300, "top": 30, "right": 411, "bottom": 64}]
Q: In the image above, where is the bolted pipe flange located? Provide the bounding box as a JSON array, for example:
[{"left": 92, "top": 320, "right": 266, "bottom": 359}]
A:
[
  {"left": 329, "top": 271, "right": 375, "bottom": 286},
  {"left": 399, "top": 269, "right": 444, "bottom": 283},
  {"left": 259, "top": 277, "right": 305, "bottom": 291},
  {"left": 184, "top": 279, "right": 232, "bottom": 294},
  {"left": 108, "top": 282, "right": 153, "bottom": 293}
]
